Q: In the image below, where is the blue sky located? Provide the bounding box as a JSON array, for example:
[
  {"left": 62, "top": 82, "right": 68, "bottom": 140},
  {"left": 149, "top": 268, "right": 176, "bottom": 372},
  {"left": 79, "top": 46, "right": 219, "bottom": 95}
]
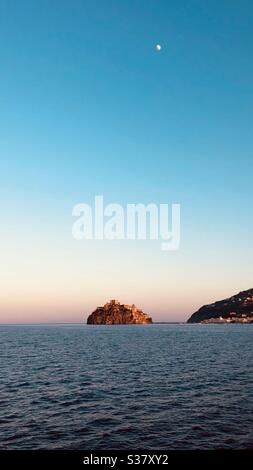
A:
[{"left": 0, "top": 0, "right": 253, "bottom": 322}]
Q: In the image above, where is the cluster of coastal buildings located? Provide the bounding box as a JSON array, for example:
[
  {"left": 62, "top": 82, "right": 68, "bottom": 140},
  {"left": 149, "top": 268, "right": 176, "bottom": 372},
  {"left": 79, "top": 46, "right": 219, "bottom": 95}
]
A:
[
  {"left": 187, "top": 288, "right": 253, "bottom": 323},
  {"left": 104, "top": 299, "right": 140, "bottom": 313},
  {"left": 201, "top": 313, "right": 253, "bottom": 324}
]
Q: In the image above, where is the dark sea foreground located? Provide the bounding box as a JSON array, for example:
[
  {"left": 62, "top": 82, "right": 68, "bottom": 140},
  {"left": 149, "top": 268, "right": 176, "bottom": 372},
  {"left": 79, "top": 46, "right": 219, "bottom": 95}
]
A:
[{"left": 0, "top": 324, "right": 252, "bottom": 450}]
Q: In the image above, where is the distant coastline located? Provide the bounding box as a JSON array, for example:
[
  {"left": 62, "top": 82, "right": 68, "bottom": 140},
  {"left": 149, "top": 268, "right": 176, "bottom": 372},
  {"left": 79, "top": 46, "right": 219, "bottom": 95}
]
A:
[{"left": 187, "top": 288, "right": 253, "bottom": 323}]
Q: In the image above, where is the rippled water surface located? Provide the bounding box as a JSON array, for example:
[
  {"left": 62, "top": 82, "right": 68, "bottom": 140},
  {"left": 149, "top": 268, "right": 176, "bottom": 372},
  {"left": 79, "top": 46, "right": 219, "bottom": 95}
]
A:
[{"left": 0, "top": 324, "right": 252, "bottom": 449}]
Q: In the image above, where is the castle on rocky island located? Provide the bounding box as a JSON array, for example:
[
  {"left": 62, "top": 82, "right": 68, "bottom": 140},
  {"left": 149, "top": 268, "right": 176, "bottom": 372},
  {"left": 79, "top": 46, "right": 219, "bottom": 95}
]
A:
[{"left": 87, "top": 299, "right": 153, "bottom": 324}]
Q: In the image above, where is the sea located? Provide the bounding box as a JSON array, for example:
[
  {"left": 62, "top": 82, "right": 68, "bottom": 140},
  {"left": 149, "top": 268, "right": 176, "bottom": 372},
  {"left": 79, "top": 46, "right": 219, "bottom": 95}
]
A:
[{"left": 0, "top": 323, "right": 252, "bottom": 450}]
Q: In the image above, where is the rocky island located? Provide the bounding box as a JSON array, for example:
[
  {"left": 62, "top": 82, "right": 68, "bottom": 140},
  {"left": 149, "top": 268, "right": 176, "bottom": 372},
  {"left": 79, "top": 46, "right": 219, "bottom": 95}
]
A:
[
  {"left": 87, "top": 299, "right": 153, "bottom": 324},
  {"left": 187, "top": 288, "right": 253, "bottom": 323}
]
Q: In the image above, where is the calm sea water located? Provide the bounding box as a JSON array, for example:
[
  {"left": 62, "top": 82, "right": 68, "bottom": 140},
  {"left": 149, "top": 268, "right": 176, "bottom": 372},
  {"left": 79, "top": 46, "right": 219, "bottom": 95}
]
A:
[{"left": 0, "top": 324, "right": 252, "bottom": 450}]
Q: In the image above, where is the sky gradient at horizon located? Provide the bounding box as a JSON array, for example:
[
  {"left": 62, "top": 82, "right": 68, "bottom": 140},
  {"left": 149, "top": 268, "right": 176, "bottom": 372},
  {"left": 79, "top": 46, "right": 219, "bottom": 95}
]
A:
[{"left": 0, "top": 0, "right": 253, "bottom": 322}]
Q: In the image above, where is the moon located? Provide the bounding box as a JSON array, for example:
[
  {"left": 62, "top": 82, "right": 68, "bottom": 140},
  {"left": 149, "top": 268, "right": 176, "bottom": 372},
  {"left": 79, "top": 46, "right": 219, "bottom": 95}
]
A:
[{"left": 155, "top": 44, "right": 162, "bottom": 51}]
